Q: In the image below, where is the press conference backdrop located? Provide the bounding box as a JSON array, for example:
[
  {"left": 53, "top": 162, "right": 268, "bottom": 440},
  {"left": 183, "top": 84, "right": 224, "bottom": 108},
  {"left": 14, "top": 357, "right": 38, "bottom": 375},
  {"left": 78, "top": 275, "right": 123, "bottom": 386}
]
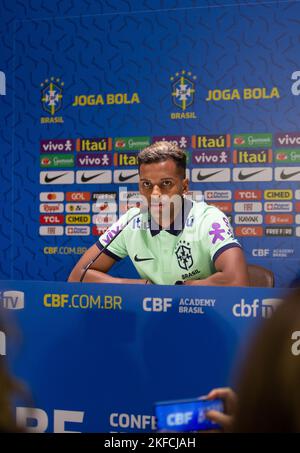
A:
[
  {"left": 0, "top": 1, "right": 298, "bottom": 285},
  {"left": 0, "top": 281, "right": 283, "bottom": 432}
]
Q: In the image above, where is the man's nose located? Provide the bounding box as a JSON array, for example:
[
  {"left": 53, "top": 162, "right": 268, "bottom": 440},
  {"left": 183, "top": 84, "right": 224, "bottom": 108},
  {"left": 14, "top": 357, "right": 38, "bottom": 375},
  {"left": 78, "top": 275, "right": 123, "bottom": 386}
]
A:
[{"left": 151, "top": 184, "right": 161, "bottom": 197}]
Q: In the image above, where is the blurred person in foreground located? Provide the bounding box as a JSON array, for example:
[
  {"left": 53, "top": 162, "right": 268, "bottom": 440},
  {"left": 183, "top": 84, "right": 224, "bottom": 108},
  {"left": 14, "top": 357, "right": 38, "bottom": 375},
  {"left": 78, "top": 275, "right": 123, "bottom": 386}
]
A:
[
  {"left": 206, "top": 287, "right": 300, "bottom": 432},
  {"left": 0, "top": 317, "right": 27, "bottom": 432},
  {"left": 68, "top": 141, "right": 249, "bottom": 286}
]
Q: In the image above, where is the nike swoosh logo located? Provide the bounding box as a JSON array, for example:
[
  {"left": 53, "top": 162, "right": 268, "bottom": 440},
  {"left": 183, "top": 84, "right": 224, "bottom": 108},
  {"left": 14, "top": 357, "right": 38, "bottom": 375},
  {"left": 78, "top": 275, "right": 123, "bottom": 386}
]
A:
[
  {"left": 44, "top": 173, "right": 68, "bottom": 183},
  {"left": 197, "top": 170, "right": 223, "bottom": 181},
  {"left": 119, "top": 172, "right": 139, "bottom": 182},
  {"left": 134, "top": 254, "right": 154, "bottom": 262},
  {"left": 280, "top": 170, "right": 300, "bottom": 180},
  {"left": 81, "top": 172, "right": 105, "bottom": 182},
  {"left": 238, "top": 170, "right": 264, "bottom": 180}
]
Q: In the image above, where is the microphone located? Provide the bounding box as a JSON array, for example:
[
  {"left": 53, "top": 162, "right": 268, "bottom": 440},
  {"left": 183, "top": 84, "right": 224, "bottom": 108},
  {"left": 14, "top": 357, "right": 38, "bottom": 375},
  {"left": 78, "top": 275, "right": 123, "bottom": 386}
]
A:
[{"left": 80, "top": 209, "right": 143, "bottom": 282}]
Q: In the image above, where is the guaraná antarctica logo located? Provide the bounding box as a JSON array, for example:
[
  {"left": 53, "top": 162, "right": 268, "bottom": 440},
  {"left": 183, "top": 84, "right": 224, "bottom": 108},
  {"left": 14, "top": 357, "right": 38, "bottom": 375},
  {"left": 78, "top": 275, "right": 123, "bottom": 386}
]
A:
[
  {"left": 40, "top": 77, "right": 64, "bottom": 124},
  {"left": 170, "top": 70, "right": 197, "bottom": 120}
]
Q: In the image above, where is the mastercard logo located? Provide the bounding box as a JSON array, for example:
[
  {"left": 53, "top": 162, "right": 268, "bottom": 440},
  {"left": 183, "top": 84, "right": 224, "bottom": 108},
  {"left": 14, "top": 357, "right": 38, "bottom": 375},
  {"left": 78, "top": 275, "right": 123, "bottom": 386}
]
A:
[
  {"left": 47, "top": 193, "right": 57, "bottom": 201},
  {"left": 115, "top": 140, "right": 126, "bottom": 148},
  {"left": 234, "top": 137, "right": 245, "bottom": 145},
  {"left": 41, "top": 158, "right": 51, "bottom": 165},
  {"left": 276, "top": 153, "right": 288, "bottom": 161}
]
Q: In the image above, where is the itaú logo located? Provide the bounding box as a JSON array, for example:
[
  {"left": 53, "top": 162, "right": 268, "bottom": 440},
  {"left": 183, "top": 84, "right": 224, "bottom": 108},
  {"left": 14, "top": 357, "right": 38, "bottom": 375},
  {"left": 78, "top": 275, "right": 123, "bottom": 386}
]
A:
[{"left": 232, "top": 298, "right": 281, "bottom": 318}]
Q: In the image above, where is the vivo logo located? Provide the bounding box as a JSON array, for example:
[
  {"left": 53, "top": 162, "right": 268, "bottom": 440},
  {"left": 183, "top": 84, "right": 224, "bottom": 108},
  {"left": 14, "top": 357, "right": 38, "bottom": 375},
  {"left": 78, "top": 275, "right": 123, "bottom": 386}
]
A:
[{"left": 0, "top": 291, "right": 25, "bottom": 310}]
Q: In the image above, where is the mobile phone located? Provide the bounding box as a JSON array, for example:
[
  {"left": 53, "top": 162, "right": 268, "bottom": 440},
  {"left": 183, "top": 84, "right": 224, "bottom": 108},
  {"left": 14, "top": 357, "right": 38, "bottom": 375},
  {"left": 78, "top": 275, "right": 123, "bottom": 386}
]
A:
[{"left": 154, "top": 396, "right": 224, "bottom": 432}]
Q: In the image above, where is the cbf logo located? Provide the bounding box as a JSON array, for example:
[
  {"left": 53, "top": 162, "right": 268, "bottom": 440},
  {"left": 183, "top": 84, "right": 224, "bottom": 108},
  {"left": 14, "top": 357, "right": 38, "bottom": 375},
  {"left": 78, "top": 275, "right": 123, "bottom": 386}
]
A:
[
  {"left": 175, "top": 240, "right": 194, "bottom": 271},
  {"left": 233, "top": 298, "right": 281, "bottom": 318},
  {"left": 0, "top": 291, "right": 25, "bottom": 310},
  {"left": 170, "top": 71, "right": 197, "bottom": 120},
  {"left": 40, "top": 77, "right": 64, "bottom": 124}
]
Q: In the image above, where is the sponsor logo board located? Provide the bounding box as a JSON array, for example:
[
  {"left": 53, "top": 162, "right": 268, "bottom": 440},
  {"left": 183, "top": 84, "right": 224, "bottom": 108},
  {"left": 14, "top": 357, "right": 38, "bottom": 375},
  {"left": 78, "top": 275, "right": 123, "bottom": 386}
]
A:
[
  {"left": 40, "top": 214, "right": 64, "bottom": 224},
  {"left": 65, "top": 204, "right": 91, "bottom": 213},
  {"left": 274, "top": 167, "right": 300, "bottom": 181},
  {"left": 234, "top": 202, "right": 262, "bottom": 212},
  {"left": 40, "top": 171, "right": 74, "bottom": 184},
  {"left": 114, "top": 170, "right": 139, "bottom": 183},
  {"left": 234, "top": 214, "right": 263, "bottom": 225},
  {"left": 39, "top": 226, "right": 64, "bottom": 236},
  {"left": 264, "top": 202, "right": 293, "bottom": 212},
  {"left": 40, "top": 192, "right": 64, "bottom": 202},
  {"left": 65, "top": 226, "right": 91, "bottom": 236},
  {"left": 265, "top": 214, "right": 294, "bottom": 225},
  {"left": 204, "top": 190, "right": 231, "bottom": 201},
  {"left": 264, "top": 190, "right": 293, "bottom": 200},
  {"left": 76, "top": 170, "right": 112, "bottom": 184},
  {"left": 233, "top": 149, "right": 272, "bottom": 164},
  {"left": 192, "top": 134, "right": 230, "bottom": 149},
  {"left": 235, "top": 226, "right": 263, "bottom": 236},
  {"left": 40, "top": 154, "right": 74, "bottom": 168},
  {"left": 233, "top": 134, "right": 272, "bottom": 148},
  {"left": 191, "top": 168, "right": 230, "bottom": 182},
  {"left": 234, "top": 190, "right": 262, "bottom": 200},
  {"left": 76, "top": 138, "right": 112, "bottom": 152},
  {"left": 40, "top": 139, "right": 74, "bottom": 153},
  {"left": 65, "top": 215, "right": 91, "bottom": 224},
  {"left": 66, "top": 192, "right": 91, "bottom": 202},
  {"left": 76, "top": 153, "right": 112, "bottom": 167},
  {"left": 265, "top": 227, "right": 293, "bottom": 236},
  {"left": 192, "top": 150, "right": 230, "bottom": 165},
  {"left": 114, "top": 137, "right": 150, "bottom": 151},
  {"left": 39, "top": 203, "right": 64, "bottom": 213}
]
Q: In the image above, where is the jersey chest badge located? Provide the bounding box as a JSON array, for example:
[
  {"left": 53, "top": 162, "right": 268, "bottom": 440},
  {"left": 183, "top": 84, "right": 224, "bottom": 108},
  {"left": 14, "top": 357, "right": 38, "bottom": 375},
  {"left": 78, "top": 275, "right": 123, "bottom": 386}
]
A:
[{"left": 175, "top": 240, "right": 194, "bottom": 270}]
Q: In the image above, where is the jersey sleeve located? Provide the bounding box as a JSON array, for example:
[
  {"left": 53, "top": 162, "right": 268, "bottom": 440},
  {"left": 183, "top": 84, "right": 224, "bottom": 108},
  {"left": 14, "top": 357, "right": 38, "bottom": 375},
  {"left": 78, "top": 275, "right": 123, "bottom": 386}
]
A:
[
  {"left": 201, "top": 207, "right": 241, "bottom": 264},
  {"left": 97, "top": 209, "right": 135, "bottom": 261}
]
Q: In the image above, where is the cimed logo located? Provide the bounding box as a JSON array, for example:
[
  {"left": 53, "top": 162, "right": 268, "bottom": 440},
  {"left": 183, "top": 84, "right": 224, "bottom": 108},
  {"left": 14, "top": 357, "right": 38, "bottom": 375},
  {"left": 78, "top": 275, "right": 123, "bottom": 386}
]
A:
[
  {"left": 41, "top": 77, "right": 64, "bottom": 115},
  {"left": 171, "top": 71, "right": 197, "bottom": 111}
]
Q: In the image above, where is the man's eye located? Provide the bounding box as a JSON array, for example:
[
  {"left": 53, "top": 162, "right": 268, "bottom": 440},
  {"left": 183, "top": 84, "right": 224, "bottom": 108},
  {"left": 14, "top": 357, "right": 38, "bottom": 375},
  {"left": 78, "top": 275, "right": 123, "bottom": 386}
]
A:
[
  {"left": 143, "top": 182, "right": 152, "bottom": 189},
  {"left": 162, "top": 181, "right": 172, "bottom": 187}
]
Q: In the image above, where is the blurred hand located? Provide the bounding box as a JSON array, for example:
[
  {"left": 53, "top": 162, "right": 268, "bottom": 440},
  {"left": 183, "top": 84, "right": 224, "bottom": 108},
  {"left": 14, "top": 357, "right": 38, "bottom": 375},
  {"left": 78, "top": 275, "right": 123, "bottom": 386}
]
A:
[{"left": 205, "top": 387, "right": 238, "bottom": 432}]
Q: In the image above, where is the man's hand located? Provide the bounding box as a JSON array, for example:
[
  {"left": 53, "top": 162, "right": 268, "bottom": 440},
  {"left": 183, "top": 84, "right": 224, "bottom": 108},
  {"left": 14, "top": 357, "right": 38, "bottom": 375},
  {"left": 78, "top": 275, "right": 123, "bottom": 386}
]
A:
[{"left": 205, "top": 387, "right": 238, "bottom": 432}]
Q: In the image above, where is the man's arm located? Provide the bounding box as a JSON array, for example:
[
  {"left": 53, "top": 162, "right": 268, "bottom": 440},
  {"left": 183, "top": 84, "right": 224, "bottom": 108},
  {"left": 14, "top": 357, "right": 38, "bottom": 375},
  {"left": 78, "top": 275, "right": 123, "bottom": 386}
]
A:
[
  {"left": 67, "top": 243, "right": 148, "bottom": 284},
  {"left": 183, "top": 247, "right": 249, "bottom": 287}
]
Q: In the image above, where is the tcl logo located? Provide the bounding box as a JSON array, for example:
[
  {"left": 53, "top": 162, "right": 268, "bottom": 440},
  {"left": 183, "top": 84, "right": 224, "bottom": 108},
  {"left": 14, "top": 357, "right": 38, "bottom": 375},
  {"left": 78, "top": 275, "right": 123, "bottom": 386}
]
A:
[
  {"left": 66, "top": 192, "right": 91, "bottom": 201},
  {"left": 40, "top": 215, "right": 64, "bottom": 224},
  {"left": 234, "top": 190, "right": 262, "bottom": 200},
  {"left": 143, "top": 298, "right": 173, "bottom": 312}
]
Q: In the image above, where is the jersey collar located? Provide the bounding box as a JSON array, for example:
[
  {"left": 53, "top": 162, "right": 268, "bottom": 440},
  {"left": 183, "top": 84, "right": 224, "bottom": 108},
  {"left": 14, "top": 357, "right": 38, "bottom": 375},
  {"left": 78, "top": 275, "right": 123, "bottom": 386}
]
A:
[{"left": 149, "top": 198, "right": 193, "bottom": 237}]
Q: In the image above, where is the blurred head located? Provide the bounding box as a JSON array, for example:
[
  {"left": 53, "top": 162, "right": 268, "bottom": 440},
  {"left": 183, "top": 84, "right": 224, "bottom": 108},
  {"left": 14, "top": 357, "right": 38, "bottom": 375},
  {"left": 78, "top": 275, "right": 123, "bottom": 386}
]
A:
[
  {"left": 137, "top": 142, "right": 188, "bottom": 225},
  {"left": 0, "top": 316, "right": 27, "bottom": 432},
  {"left": 233, "top": 288, "right": 300, "bottom": 432}
]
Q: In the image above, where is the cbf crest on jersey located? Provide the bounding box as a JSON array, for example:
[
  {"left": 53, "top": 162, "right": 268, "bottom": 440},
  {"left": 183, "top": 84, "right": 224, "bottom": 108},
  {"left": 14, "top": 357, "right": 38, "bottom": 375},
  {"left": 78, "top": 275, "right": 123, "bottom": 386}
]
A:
[
  {"left": 41, "top": 77, "right": 64, "bottom": 115},
  {"left": 171, "top": 71, "right": 197, "bottom": 111},
  {"left": 175, "top": 240, "right": 194, "bottom": 271}
]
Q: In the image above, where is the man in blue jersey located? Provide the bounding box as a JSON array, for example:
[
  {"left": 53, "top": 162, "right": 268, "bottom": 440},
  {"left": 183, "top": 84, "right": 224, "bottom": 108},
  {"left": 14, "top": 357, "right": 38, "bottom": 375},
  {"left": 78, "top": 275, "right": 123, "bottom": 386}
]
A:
[{"left": 68, "top": 141, "right": 249, "bottom": 286}]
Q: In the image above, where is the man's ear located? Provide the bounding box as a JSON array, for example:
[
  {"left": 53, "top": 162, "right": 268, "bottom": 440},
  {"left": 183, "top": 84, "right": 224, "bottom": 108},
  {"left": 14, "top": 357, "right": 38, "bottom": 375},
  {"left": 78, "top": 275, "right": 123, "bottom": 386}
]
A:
[{"left": 182, "top": 177, "right": 189, "bottom": 194}]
